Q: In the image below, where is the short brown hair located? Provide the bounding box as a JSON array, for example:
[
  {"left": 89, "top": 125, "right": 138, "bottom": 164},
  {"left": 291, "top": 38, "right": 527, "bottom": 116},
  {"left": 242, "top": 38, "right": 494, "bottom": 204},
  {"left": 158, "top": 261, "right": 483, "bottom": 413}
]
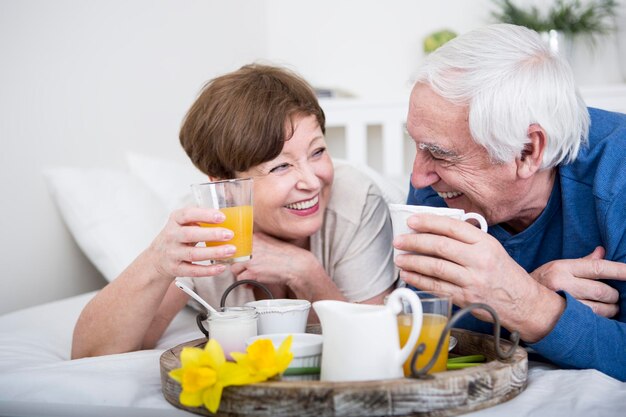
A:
[{"left": 180, "top": 64, "right": 326, "bottom": 178}]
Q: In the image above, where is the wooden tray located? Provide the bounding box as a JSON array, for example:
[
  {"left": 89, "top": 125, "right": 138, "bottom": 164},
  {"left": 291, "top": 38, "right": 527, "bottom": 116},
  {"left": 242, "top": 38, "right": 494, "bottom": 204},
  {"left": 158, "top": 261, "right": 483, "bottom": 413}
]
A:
[{"left": 160, "top": 328, "right": 527, "bottom": 416}]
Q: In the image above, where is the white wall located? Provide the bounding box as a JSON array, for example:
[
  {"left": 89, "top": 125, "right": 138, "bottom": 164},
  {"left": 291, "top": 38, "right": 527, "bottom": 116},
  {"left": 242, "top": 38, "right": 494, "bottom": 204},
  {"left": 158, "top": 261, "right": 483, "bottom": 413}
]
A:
[
  {"left": 0, "top": 0, "right": 268, "bottom": 314},
  {"left": 2, "top": 0, "right": 626, "bottom": 314},
  {"left": 265, "top": 0, "right": 626, "bottom": 97},
  {"left": 265, "top": 0, "right": 494, "bottom": 100}
]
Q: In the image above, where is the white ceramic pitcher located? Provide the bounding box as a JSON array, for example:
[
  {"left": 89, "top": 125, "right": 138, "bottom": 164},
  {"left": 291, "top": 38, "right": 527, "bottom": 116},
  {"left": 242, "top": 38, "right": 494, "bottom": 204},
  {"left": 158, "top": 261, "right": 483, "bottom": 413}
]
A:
[{"left": 313, "top": 288, "right": 423, "bottom": 381}]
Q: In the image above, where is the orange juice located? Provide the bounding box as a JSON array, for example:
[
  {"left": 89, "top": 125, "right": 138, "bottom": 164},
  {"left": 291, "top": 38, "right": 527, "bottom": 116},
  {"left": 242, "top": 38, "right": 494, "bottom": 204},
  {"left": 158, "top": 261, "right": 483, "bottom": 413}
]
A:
[
  {"left": 201, "top": 205, "right": 253, "bottom": 260},
  {"left": 398, "top": 313, "right": 449, "bottom": 375}
]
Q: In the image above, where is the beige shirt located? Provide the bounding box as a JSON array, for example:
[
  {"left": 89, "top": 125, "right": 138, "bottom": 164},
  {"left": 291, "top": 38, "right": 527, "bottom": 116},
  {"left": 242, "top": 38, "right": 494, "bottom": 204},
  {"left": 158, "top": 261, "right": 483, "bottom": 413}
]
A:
[{"left": 181, "top": 161, "right": 396, "bottom": 309}]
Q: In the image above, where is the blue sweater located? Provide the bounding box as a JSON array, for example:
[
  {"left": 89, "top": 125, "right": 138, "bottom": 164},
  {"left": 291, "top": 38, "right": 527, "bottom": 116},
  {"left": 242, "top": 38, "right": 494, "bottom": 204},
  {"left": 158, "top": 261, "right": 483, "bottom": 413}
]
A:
[{"left": 407, "top": 108, "right": 626, "bottom": 381}]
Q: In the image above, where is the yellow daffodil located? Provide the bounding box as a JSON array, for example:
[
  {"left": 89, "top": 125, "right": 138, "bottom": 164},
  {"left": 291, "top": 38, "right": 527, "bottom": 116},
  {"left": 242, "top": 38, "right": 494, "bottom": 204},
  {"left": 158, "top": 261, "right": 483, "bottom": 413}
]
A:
[
  {"left": 231, "top": 335, "right": 294, "bottom": 381},
  {"left": 169, "top": 336, "right": 294, "bottom": 413},
  {"left": 168, "top": 339, "right": 254, "bottom": 413}
]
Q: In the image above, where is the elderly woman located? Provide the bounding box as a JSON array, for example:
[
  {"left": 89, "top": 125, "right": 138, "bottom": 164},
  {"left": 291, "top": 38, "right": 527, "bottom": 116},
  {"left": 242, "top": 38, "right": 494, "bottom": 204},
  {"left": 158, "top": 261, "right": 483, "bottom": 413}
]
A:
[{"left": 72, "top": 64, "right": 396, "bottom": 358}]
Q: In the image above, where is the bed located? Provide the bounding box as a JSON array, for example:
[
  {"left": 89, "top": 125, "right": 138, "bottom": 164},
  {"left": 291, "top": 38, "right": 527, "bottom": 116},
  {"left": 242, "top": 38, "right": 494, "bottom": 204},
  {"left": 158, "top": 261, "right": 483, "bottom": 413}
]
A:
[
  {"left": 1, "top": 97, "right": 626, "bottom": 416},
  {"left": 2, "top": 290, "right": 625, "bottom": 417}
]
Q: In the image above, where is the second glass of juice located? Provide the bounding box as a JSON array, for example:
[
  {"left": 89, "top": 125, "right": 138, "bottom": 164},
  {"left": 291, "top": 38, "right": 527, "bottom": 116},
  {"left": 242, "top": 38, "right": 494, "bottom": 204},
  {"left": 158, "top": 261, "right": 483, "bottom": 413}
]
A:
[
  {"left": 191, "top": 177, "right": 253, "bottom": 263},
  {"left": 397, "top": 291, "right": 451, "bottom": 375}
]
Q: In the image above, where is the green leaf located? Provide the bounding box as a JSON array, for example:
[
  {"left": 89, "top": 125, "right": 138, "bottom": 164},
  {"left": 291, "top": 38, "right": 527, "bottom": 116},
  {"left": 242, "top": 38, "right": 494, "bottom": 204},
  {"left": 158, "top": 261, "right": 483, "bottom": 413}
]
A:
[
  {"left": 447, "top": 354, "right": 486, "bottom": 364},
  {"left": 447, "top": 362, "right": 484, "bottom": 370},
  {"left": 491, "top": 0, "right": 617, "bottom": 35},
  {"left": 282, "top": 367, "right": 321, "bottom": 376}
]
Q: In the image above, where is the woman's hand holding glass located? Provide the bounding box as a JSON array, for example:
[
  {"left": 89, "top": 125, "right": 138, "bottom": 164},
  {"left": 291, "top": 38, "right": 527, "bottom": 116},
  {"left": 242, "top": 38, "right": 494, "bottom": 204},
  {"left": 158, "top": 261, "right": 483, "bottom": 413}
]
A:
[{"left": 148, "top": 206, "right": 239, "bottom": 279}]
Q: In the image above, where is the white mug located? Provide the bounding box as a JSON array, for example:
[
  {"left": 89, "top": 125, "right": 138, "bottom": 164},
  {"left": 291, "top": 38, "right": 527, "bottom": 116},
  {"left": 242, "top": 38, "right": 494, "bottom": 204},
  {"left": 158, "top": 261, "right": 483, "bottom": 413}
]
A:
[
  {"left": 313, "top": 288, "right": 423, "bottom": 381},
  {"left": 389, "top": 204, "right": 488, "bottom": 257}
]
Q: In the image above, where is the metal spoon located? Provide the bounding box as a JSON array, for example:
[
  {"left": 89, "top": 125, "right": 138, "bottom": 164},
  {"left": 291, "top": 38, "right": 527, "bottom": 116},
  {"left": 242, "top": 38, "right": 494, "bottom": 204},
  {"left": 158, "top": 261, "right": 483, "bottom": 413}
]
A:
[{"left": 175, "top": 279, "right": 222, "bottom": 315}]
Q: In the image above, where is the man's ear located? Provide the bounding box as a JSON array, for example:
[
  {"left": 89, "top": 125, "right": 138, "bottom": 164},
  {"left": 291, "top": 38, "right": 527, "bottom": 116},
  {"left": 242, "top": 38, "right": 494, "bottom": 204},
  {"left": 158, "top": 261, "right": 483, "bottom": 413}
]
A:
[{"left": 516, "top": 124, "right": 547, "bottom": 179}]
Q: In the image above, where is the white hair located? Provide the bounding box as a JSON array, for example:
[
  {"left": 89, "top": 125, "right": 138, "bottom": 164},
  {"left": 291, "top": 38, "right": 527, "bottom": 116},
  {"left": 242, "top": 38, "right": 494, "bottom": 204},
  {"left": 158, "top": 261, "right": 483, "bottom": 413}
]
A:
[{"left": 413, "top": 23, "right": 589, "bottom": 168}]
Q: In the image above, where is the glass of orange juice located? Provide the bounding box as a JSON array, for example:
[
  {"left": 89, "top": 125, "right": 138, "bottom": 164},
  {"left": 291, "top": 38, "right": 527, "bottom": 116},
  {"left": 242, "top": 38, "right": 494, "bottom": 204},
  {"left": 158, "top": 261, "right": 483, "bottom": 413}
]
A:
[
  {"left": 191, "top": 178, "right": 253, "bottom": 263},
  {"left": 396, "top": 291, "right": 451, "bottom": 376}
]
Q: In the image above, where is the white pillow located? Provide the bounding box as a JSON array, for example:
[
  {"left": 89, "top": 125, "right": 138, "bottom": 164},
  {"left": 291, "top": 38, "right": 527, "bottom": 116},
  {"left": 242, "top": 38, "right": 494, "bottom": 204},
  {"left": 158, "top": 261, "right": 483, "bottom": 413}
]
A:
[
  {"left": 125, "top": 152, "right": 207, "bottom": 211},
  {"left": 43, "top": 167, "right": 168, "bottom": 282}
]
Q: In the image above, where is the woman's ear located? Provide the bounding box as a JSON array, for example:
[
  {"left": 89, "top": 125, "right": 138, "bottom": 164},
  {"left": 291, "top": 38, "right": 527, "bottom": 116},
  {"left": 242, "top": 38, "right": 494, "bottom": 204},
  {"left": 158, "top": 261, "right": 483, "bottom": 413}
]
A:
[{"left": 516, "top": 124, "right": 547, "bottom": 179}]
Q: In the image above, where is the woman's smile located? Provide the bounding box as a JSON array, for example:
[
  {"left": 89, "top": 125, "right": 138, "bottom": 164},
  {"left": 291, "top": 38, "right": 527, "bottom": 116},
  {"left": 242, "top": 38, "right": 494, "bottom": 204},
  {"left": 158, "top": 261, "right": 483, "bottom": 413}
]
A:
[{"left": 284, "top": 194, "right": 320, "bottom": 216}]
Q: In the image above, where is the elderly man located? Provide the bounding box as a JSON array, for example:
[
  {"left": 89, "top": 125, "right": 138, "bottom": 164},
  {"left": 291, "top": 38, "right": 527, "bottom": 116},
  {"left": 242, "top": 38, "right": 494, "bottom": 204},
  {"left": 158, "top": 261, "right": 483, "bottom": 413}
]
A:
[{"left": 394, "top": 23, "right": 626, "bottom": 381}]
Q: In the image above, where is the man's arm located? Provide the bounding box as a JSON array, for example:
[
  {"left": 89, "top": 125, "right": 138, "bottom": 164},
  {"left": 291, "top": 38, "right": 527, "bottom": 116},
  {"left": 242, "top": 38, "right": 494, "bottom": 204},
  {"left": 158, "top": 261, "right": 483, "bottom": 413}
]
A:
[{"left": 394, "top": 213, "right": 626, "bottom": 381}]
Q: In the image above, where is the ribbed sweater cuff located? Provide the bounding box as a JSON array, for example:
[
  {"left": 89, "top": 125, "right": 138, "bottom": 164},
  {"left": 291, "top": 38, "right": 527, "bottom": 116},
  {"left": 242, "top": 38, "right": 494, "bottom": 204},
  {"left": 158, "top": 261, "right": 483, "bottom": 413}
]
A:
[{"left": 526, "top": 291, "right": 591, "bottom": 367}]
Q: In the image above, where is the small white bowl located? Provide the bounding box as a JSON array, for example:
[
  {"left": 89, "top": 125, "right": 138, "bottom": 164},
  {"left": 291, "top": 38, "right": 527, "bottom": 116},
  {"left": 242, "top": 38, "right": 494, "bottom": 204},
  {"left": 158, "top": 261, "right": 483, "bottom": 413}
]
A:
[
  {"left": 244, "top": 299, "right": 311, "bottom": 335},
  {"left": 246, "top": 333, "right": 322, "bottom": 380}
]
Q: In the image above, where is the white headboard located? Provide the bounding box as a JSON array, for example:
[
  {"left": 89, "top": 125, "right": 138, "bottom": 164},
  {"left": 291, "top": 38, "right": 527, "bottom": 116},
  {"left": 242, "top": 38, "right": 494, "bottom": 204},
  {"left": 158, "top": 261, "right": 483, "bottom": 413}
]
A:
[
  {"left": 319, "top": 98, "right": 410, "bottom": 180},
  {"left": 320, "top": 84, "right": 626, "bottom": 184}
]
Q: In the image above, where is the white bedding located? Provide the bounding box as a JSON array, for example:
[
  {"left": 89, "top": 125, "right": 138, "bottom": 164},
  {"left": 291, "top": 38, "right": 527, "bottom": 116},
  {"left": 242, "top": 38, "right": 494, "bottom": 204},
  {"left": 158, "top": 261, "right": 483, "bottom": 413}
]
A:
[{"left": 0, "top": 291, "right": 625, "bottom": 417}]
